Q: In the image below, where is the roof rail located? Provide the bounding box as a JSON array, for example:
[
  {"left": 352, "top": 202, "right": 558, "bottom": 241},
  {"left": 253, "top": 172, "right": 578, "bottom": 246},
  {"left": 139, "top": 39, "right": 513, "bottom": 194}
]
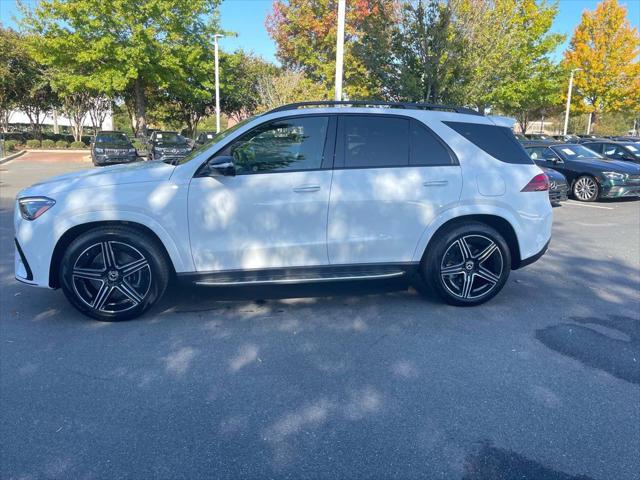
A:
[{"left": 265, "top": 100, "right": 482, "bottom": 116}]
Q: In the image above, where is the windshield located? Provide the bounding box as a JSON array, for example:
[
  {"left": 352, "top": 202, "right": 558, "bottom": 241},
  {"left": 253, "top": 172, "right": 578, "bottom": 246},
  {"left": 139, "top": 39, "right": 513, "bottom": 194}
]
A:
[
  {"left": 95, "top": 133, "right": 130, "bottom": 144},
  {"left": 155, "top": 132, "right": 186, "bottom": 145},
  {"left": 551, "top": 144, "right": 603, "bottom": 160},
  {"left": 170, "top": 116, "right": 257, "bottom": 165}
]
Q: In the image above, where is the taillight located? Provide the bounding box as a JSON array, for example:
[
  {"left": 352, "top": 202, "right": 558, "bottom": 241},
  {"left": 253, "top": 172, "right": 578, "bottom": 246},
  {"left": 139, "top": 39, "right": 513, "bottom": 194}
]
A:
[{"left": 521, "top": 173, "right": 549, "bottom": 192}]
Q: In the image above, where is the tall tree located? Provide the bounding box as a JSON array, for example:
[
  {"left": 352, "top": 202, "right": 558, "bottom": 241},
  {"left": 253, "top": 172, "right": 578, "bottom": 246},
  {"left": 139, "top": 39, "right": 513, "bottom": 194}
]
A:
[
  {"left": 564, "top": 0, "right": 640, "bottom": 130},
  {"left": 20, "top": 0, "right": 221, "bottom": 136},
  {"left": 266, "top": 0, "right": 396, "bottom": 99},
  {"left": 0, "top": 28, "right": 24, "bottom": 132}
]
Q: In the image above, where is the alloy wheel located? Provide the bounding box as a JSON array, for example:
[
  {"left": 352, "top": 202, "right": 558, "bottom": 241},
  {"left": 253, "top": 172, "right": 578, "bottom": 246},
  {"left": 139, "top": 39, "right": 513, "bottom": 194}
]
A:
[
  {"left": 72, "top": 241, "right": 152, "bottom": 313},
  {"left": 440, "top": 234, "right": 504, "bottom": 300},
  {"left": 574, "top": 177, "right": 597, "bottom": 201}
]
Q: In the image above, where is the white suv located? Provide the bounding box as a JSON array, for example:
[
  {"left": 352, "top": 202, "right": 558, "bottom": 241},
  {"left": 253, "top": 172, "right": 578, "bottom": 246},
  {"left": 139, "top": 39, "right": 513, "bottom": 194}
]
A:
[{"left": 14, "top": 101, "right": 552, "bottom": 321}]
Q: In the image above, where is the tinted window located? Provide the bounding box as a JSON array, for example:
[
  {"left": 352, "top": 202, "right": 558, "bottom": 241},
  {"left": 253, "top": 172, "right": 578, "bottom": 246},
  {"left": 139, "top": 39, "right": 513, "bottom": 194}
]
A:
[
  {"left": 443, "top": 121, "right": 533, "bottom": 164},
  {"left": 342, "top": 116, "right": 409, "bottom": 168},
  {"left": 155, "top": 132, "right": 186, "bottom": 145},
  {"left": 95, "top": 133, "right": 129, "bottom": 144},
  {"left": 584, "top": 143, "right": 603, "bottom": 153},
  {"left": 228, "top": 116, "right": 328, "bottom": 174},
  {"left": 410, "top": 121, "right": 455, "bottom": 166}
]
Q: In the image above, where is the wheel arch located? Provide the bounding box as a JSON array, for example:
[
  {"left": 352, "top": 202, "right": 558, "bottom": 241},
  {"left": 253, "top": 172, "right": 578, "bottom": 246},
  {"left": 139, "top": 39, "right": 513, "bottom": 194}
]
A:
[
  {"left": 417, "top": 214, "right": 523, "bottom": 270},
  {"left": 49, "top": 220, "right": 176, "bottom": 288}
]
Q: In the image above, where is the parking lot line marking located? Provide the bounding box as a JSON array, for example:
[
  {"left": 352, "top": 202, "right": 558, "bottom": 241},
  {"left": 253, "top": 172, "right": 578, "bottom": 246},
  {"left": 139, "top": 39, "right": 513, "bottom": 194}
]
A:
[{"left": 564, "top": 201, "right": 614, "bottom": 210}]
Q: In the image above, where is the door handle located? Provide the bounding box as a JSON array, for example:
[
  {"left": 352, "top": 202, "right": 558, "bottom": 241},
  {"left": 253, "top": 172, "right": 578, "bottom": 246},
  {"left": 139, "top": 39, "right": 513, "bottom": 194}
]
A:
[
  {"left": 293, "top": 185, "right": 321, "bottom": 193},
  {"left": 423, "top": 180, "right": 448, "bottom": 187}
]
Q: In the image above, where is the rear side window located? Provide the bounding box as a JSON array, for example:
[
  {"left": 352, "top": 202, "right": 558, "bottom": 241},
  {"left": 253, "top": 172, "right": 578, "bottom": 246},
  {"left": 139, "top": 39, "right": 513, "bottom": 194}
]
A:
[
  {"left": 341, "top": 116, "right": 409, "bottom": 168},
  {"left": 410, "top": 121, "right": 456, "bottom": 166},
  {"left": 443, "top": 121, "right": 533, "bottom": 164}
]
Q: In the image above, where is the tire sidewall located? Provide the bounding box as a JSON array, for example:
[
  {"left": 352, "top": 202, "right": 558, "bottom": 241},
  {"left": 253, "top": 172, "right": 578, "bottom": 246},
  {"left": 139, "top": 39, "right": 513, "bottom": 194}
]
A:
[
  {"left": 60, "top": 228, "right": 169, "bottom": 321},
  {"left": 423, "top": 222, "right": 511, "bottom": 306},
  {"left": 573, "top": 175, "right": 599, "bottom": 202}
]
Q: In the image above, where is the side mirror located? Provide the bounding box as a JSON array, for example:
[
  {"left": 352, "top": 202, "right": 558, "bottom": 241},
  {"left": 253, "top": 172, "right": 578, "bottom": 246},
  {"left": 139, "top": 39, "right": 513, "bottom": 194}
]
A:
[
  {"left": 547, "top": 156, "right": 562, "bottom": 164},
  {"left": 207, "top": 155, "right": 236, "bottom": 176}
]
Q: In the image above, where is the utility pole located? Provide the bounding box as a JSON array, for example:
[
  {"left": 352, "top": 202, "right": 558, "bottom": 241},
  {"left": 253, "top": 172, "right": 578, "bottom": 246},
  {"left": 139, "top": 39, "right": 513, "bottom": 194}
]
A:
[
  {"left": 214, "top": 34, "right": 224, "bottom": 133},
  {"left": 334, "top": 0, "right": 346, "bottom": 101},
  {"left": 563, "top": 68, "right": 582, "bottom": 136}
]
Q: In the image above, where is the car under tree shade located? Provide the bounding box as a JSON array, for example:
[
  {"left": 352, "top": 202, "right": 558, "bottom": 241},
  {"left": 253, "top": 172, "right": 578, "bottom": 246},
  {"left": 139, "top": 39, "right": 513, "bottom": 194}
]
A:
[
  {"left": 524, "top": 142, "right": 640, "bottom": 201},
  {"left": 146, "top": 131, "right": 192, "bottom": 163},
  {"left": 91, "top": 131, "right": 138, "bottom": 166},
  {"left": 15, "top": 101, "right": 552, "bottom": 321}
]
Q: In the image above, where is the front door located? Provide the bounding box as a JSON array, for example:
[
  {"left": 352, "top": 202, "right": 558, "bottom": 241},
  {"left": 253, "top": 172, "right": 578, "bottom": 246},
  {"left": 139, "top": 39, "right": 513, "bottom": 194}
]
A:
[{"left": 188, "top": 115, "right": 334, "bottom": 272}]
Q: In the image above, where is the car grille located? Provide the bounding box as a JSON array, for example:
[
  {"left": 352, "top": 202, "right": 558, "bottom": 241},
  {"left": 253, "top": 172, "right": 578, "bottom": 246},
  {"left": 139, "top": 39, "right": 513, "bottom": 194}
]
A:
[
  {"left": 104, "top": 149, "right": 129, "bottom": 155},
  {"left": 626, "top": 174, "right": 640, "bottom": 185}
]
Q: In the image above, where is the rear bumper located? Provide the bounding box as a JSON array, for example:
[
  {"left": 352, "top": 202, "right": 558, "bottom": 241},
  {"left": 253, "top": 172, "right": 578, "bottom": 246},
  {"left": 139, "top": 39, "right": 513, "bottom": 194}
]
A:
[
  {"left": 549, "top": 186, "right": 568, "bottom": 203},
  {"left": 516, "top": 240, "right": 549, "bottom": 269}
]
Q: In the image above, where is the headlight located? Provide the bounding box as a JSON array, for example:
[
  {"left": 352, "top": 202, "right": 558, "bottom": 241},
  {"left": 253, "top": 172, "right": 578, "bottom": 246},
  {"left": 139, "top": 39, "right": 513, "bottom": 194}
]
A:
[
  {"left": 18, "top": 197, "right": 56, "bottom": 221},
  {"left": 602, "top": 171, "right": 627, "bottom": 181},
  {"left": 94, "top": 147, "right": 105, "bottom": 154}
]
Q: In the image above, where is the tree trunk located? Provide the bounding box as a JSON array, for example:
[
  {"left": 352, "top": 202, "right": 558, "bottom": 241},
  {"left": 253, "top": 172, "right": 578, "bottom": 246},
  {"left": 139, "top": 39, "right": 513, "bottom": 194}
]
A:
[{"left": 134, "top": 78, "right": 147, "bottom": 137}]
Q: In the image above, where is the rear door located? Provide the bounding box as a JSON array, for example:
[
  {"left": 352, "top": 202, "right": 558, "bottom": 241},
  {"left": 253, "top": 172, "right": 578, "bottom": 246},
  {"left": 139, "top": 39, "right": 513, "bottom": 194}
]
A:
[{"left": 327, "top": 115, "right": 462, "bottom": 265}]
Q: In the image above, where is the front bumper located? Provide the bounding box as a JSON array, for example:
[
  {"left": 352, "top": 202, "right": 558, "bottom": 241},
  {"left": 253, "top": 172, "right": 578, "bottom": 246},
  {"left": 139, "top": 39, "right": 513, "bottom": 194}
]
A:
[
  {"left": 14, "top": 238, "right": 35, "bottom": 284},
  {"left": 600, "top": 185, "right": 640, "bottom": 198},
  {"left": 549, "top": 185, "right": 569, "bottom": 204},
  {"left": 93, "top": 153, "right": 138, "bottom": 165}
]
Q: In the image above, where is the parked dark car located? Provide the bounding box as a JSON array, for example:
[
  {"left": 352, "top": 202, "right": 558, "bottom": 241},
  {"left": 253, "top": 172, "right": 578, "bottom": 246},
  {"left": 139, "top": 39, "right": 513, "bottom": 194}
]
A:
[
  {"left": 195, "top": 131, "right": 217, "bottom": 146},
  {"left": 575, "top": 136, "right": 608, "bottom": 144},
  {"left": 91, "top": 131, "right": 138, "bottom": 166},
  {"left": 146, "top": 131, "right": 192, "bottom": 162},
  {"left": 523, "top": 142, "right": 640, "bottom": 201},
  {"left": 541, "top": 166, "right": 569, "bottom": 205},
  {"left": 581, "top": 140, "right": 640, "bottom": 163},
  {"left": 610, "top": 136, "right": 640, "bottom": 143},
  {"left": 525, "top": 133, "right": 555, "bottom": 141},
  {"left": 552, "top": 134, "right": 579, "bottom": 142}
]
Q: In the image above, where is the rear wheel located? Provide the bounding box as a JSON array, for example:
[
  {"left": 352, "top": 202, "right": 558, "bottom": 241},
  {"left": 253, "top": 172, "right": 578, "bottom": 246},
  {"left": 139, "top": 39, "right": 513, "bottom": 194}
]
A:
[
  {"left": 422, "top": 222, "right": 511, "bottom": 306},
  {"left": 573, "top": 175, "right": 599, "bottom": 202},
  {"left": 60, "top": 226, "right": 170, "bottom": 321}
]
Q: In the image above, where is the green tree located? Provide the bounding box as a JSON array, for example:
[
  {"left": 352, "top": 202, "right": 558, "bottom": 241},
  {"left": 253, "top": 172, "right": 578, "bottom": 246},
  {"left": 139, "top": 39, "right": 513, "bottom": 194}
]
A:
[
  {"left": 356, "top": 0, "right": 465, "bottom": 103},
  {"left": 0, "top": 28, "right": 23, "bottom": 132},
  {"left": 266, "top": 0, "right": 396, "bottom": 99},
  {"left": 564, "top": 0, "right": 640, "bottom": 131},
  {"left": 21, "top": 0, "right": 221, "bottom": 136}
]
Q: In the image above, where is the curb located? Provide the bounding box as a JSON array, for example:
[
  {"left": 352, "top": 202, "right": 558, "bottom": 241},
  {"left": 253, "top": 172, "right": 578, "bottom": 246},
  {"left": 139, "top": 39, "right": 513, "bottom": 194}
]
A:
[
  {"left": 0, "top": 150, "right": 26, "bottom": 165},
  {"left": 22, "top": 149, "right": 89, "bottom": 153}
]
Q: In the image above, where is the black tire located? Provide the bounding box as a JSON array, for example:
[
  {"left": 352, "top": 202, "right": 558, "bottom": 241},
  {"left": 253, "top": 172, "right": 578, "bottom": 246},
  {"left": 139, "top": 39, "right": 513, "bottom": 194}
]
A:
[
  {"left": 421, "top": 222, "right": 511, "bottom": 306},
  {"left": 572, "top": 175, "right": 599, "bottom": 202},
  {"left": 59, "top": 226, "right": 170, "bottom": 321}
]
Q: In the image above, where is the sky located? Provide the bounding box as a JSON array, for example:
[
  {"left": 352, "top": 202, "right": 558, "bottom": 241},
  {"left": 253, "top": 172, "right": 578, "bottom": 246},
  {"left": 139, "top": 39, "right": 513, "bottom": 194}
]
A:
[{"left": 1, "top": 0, "right": 639, "bottom": 63}]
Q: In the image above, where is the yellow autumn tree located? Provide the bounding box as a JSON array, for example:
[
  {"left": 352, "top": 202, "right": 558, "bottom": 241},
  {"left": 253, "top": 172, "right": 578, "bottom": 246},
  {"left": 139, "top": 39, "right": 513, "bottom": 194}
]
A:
[{"left": 564, "top": 0, "right": 640, "bottom": 130}]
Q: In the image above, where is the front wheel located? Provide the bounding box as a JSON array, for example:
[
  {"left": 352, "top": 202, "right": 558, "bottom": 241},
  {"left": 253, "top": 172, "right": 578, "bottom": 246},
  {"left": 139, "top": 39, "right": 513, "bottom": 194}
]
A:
[
  {"left": 573, "top": 175, "right": 599, "bottom": 202},
  {"left": 60, "top": 226, "right": 170, "bottom": 321},
  {"left": 422, "top": 222, "right": 511, "bottom": 306}
]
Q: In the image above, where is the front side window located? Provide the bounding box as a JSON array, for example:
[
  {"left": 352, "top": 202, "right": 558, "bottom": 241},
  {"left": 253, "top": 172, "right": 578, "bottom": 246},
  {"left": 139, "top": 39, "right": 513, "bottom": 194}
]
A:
[
  {"left": 342, "top": 116, "right": 409, "bottom": 168},
  {"left": 226, "top": 116, "right": 329, "bottom": 174}
]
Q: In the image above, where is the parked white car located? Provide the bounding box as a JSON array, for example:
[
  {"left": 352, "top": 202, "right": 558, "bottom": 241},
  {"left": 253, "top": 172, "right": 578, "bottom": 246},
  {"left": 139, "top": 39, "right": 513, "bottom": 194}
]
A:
[{"left": 15, "top": 101, "right": 552, "bottom": 321}]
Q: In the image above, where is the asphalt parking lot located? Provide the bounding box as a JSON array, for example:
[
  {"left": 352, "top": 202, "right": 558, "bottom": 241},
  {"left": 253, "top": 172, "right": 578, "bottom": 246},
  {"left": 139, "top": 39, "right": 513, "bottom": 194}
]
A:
[{"left": 1, "top": 152, "right": 639, "bottom": 480}]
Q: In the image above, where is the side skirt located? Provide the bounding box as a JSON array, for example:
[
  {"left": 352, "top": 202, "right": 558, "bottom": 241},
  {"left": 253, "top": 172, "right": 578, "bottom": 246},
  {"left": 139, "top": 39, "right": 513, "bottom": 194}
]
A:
[{"left": 177, "top": 263, "right": 420, "bottom": 287}]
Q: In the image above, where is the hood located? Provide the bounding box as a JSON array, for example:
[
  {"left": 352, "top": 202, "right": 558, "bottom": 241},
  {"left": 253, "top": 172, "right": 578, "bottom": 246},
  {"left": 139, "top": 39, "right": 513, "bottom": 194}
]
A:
[
  {"left": 571, "top": 157, "right": 640, "bottom": 173},
  {"left": 20, "top": 160, "right": 176, "bottom": 197}
]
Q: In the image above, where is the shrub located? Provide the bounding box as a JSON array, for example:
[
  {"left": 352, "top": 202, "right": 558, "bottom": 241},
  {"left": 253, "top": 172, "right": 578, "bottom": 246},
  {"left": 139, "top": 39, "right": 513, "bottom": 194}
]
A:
[
  {"left": 70, "top": 141, "right": 86, "bottom": 149},
  {"left": 55, "top": 140, "right": 68, "bottom": 149},
  {"left": 132, "top": 140, "right": 145, "bottom": 152},
  {"left": 26, "top": 139, "right": 41, "bottom": 149},
  {"left": 41, "top": 139, "right": 56, "bottom": 149},
  {"left": 4, "top": 140, "right": 18, "bottom": 152}
]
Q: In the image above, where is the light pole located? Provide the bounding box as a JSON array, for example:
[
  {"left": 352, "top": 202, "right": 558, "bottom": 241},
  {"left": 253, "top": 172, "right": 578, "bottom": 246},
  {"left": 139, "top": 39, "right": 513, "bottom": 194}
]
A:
[
  {"left": 334, "top": 0, "right": 346, "bottom": 101},
  {"left": 214, "top": 34, "right": 224, "bottom": 133},
  {"left": 563, "top": 68, "right": 582, "bottom": 136}
]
